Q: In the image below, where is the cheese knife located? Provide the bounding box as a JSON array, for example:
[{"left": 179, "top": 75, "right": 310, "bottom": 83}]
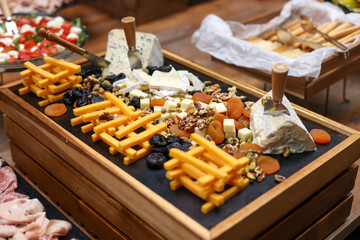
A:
[
  {"left": 37, "top": 28, "right": 110, "bottom": 68},
  {"left": 263, "top": 63, "right": 290, "bottom": 116},
  {"left": 0, "top": 0, "right": 18, "bottom": 35},
  {"left": 121, "top": 16, "right": 142, "bottom": 70}
]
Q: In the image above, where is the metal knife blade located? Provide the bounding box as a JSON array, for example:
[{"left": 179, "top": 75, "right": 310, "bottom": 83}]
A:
[
  {"left": 1, "top": 0, "right": 18, "bottom": 35},
  {"left": 82, "top": 50, "right": 111, "bottom": 68},
  {"left": 122, "top": 16, "right": 142, "bottom": 70}
]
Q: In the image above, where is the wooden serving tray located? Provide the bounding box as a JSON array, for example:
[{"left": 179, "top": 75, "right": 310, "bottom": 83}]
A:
[
  {"left": 213, "top": 9, "right": 360, "bottom": 100},
  {"left": 1, "top": 50, "right": 360, "bottom": 240}
]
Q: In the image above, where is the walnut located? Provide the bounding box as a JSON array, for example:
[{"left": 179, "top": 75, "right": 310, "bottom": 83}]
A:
[
  {"left": 222, "top": 144, "right": 235, "bottom": 155},
  {"left": 98, "top": 112, "right": 114, "bottom": 121}
]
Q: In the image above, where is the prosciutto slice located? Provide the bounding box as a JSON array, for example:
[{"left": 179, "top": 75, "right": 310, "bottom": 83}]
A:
[{"left": 0, "top": 166, "right": 17, "bottom": 194}]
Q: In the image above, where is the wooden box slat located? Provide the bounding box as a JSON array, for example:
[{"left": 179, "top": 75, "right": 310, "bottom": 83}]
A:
[
  {"left": 3, "top": 115, "right": 163, "bottom": 240},
  {"left": 1, "top": 50, "right": 360, "bottom": 240},
  {"left": 296, "top": 194, "right": 354, "bottom": 240}
]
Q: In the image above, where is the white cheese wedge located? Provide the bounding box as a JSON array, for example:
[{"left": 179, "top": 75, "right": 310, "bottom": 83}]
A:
[
  {"left": 132, "top": 69, "right": 152, "bottom": 85},
  {"left": 149, "top": 68, "right": 189, "bottom": 93},
  {"left": 140, "top": 98, "right": 150, "bottom": 109},
  {"left": 223, "top": 119, "right": 235, "bottom": 132},
  {"left": 238, "top": 128, "right": 252, "bottom": 140},
  {"left": 181, "top": 99, "right": 194, "bottom": 111},
  {"left": 129, "top": 89, "right": 148, "bottom": 99},
  {"left": 250, "top": 91, "right": 316, "bottom": 154},
  {"left": 214, "top": 102, "right": 227, "bottom": 114},
  {"left": 103, "top": 29, "right": 163, "bottom": 77},
  {"left": 178, "top": 70, "right": 205, "bottom": 91}
]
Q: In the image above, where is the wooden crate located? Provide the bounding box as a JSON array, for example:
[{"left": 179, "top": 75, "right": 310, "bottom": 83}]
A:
[
  {"left": 212, "top": 9, "right": 360, "bottom": 100},
  {"left": 1, "top": 50, "right": 360, "bottom": 240}
]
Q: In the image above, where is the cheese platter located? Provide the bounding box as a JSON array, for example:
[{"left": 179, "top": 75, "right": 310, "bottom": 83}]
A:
[{"left": 0, "top": 48, "right": 359, "bottom": 239}]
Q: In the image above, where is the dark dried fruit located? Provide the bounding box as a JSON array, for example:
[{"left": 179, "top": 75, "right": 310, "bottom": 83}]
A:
[
  {"left": 128, "top": 96, "right": 140, "bottom": 109},
  {"left": 166, "top": 142, "right": 189, "bottom": 152},
  {"left": 146, "top": 66, "right": 158, "bottom": 75},
  {"left": 166, "top": 135, "right": 183, "bottom": 144},
  {"left": 75, "top": 65, "right": 102, "bottom": 79},
  {"left": 76, "top": 95, "right": 88, "bottom": 107},
  {"left": 100, "top": 83, "right": 112, "bottom": 91},
  {"left": 90, "top": 94, "right": 104, "bottom": 104},
  {"left": 98, "top": 112, "right": 114, "bottom": 121},
  {"left": 149, "top": 134, "right": 167, "bottom": 147},
  {"left": 83, "top": 88, "right": 91, "bottom": 97},
  {"left": 146, "top": 152, "right": 167, "bottom": 169},
  {"left": 105, "top": 73, "right": 126, "bottom": 83},
  {"left": 63, "top": 91, "right": 75, "bottom": 105},
  {"left": 182, "top": 141, "right": 192, "bottom": 151},
  {"left": 152, "top": 146, "right": 168, "bottom": 155},
  {"left": 72, "top": 87, "right": 84, "bottom": 99},
  {"left": 158, "top": 65, "right": 172, "bottom": 72}
]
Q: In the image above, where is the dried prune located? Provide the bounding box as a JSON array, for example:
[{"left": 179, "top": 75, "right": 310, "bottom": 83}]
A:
[
  {"left": 152, "top": 146, "right": 168, "bottom": 155},
  {"left": 83, "top": 88, "right": 91, "bottom": 97},
  {"left": 146, "top": 152, "right": 167, "bottom": 169},
  {"left": 76, "top": 65, "right": 101, "bottom": 79},
  {"left": 166, "top": 135, "right": 183, "bottom": 144},
  {"left": 63, "top": 91, "right": 75, "bottom": 105},
  {"left": 100, "top": 83, "right": 112, "bottom": 91},
  {"left": 105, "top": 73, "right": 126, "bottom": 83},
  {"left": 128, "top": 96, "right": 140, "bottom": 109},
  {"left": 181, "top": 141, "right": 192, "bottom": 151},
  {"left": 76, "top": 95, "right": 88, "bottom": 107},
  {"left": 166, "top": 142, "right": 189, "bottom": 152},
  {"left": 146, "top": 66, "right": 158, "bottom": 75},
  {"left": 72, "top": 87, "right": 84, "bottom": 99},
  {"left": 149, "top": 134, "right": 167, "bottom": 147},
  {"left": 90, "top": 94, "right": 104, "bottom": 104},
  {"left": 158, "top": 65, "right": 172, "bottom": 72}
]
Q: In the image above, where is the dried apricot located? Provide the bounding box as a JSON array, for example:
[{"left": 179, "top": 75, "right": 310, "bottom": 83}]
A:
[
  {"left": 257, "top": 155, "right": 280, "bottom": 174},
  {"left": 233, "top": 152, "right": 245, "bottom": 159},
  {"left": 207, "top": 120, "right": 225, "bottom": 144},
  {"left": 150, "top": 98, "right": 166, "bottom": 107},
  {"left": 169, "top": 125, "right": 192, "bottom": 138},
  {"left": 213, "top": 113, "right": 227, "bottom": 125},
  {"left": 239, "top": 143, "right": 263, "bottom": 155},
  {"left": 44, "top": 103, "right": 67, "bottom": 117},
  {"left": 237, "top": 115, "right": 250, "bottom": 128},
  {"left": 192, "top": 92, "right": 212, "bottom": 104},
  {"left": 235, "top": 121, "right": 245, "bottom": 130},
  {"left": 310, "top": 129, "right": 331, "bottom": 144},
  {"left": 243, "top": 108, "right": 251, "bottom": 118},
  {"left": 227, "top": 97, "right": 244, "bottom": 119}
]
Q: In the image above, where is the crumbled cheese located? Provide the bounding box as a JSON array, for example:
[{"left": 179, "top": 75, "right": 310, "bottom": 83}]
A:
[
  {"left": 70, "top": 26, "right": 82, "bottom": 34},
  {"left": 66, "top": 33, "right": 79, "bottom": 40},
  {"left": 7, "top": 51, "right": 19, "bottom": 57},
  {"left": 0, "top": 38, "right": 13, "bottom": 47},
  {"left": 46, "top": 16, "right": 65, "bottom": 29},
  {"left": 20, "top": 24, "right": 35, "bottom": 34},
  {"left": 163, "top": 100, "right": 176, "bottom": 111},
  {"left": 0, "top": 53, "right": 10, "bottom": 62}
]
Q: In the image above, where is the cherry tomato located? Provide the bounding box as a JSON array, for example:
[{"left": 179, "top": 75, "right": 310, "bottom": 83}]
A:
[
  {"left": 61, "top": 21, "right": 72, "bottom": 30},
  {"left": 24, "top": 40, "right": 37, "bottom": 49},
  {"left": 40, "top": 46, "right": 57, "bottom": 55},
  {"left": 67, "top": 38, "right": 78, "bottom": 44},
  {"left": 18, "top": 51, "right": 31, "bottom": 60},
  {"left": 39, "top": 19, "right": 49, "bottom": 28},
  {"left": 22, "top": 31, "right": 34, "bottom": 38},
  {"left": 30, "top": 49, "right": 43, "bottom": 58},
  {"left": 16, "top": 16, "right": 35, "bottom": 27}
]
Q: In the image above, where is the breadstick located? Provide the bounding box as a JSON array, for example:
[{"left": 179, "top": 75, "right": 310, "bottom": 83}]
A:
[
  {"left": 283, "top": 19, "right": 301, "bottom": 30},
  {"left": 261, "top": 29, "right": 276, "bottom": 40},
  {"left": 338, "top": 29, "right": 360, "bottom": 44}
]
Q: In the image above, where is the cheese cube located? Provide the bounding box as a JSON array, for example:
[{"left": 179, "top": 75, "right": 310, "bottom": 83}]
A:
[
  {"left": 153, "top": 106, "right": 162, "bottom": 112},
  {"left": 214, "top": 103, "right": 227, "bottom": 113},
  {"left": 199, "top": 102, "right": 208, "bottom": 109},
  {"left": 160, "top": 112, "right": 171, "bottom": 121},
  {"left": 181, "top": 99, "right": 194, "bottom": 111},
  {"left": 223, "top": 119, "right": 235, "bottom": 132},
  {"left": 163, "top": 100, "right": 176, "bottom": 111},
  {"left": 208, "top": 102, "right": 216, "bottom": 110},
  {"left": 140, "top": 98, "right": 150, "bottom": 110},
  {"left": 129, "top": 89, "right": 148, "bottom": 99},
  {"left": 225, "top": 130, "right": 236, "bottom": 138},
  {"left": 194, "top": 127, "right": 206, "bottom": 137},
  {"left": 177, "top": 111, "right": 187, "bottom": 119},
  {"left": 238, "top": 128, "right": 252, "bottom": 140}
]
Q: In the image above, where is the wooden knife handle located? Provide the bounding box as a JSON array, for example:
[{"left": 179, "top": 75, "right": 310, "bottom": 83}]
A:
[
  {"left": 271, "top": 63, "right": 289, "bottom": 105},
  {"left": 122, "top": 16, "right": 136, "bottom": 48},
  {"left": 37, "top": 28, "right": 84, "bottom": 55},
  {"left": 0, "top": 0, "right": 11, "bottom": 18}
]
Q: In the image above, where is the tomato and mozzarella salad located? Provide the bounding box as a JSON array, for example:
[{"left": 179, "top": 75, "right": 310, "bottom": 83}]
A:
[{"left": 0, "top": 15, "right": 87, "bottom": 62}]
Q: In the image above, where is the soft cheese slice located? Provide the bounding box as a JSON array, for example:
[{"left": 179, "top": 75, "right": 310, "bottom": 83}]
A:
[
  {"left": 103, "top": 29, "right": 164, "bottom": 77},
  {"left": 250, "top": 91, "right": 316, "bottom": 154},
  {"left": 149, "top": 68, "right": 190, "bottom": 93}
]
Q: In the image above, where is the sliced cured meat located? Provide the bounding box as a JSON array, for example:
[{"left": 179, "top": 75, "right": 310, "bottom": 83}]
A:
[
  {"left": 0, "top": 189, "right": 28, "bottom": 204},
  {"left": 0, "top": 198, "right": 44, "bottom": 224},
  {"left": 0, "top": 166, "right": 18, "bottom": 194}
]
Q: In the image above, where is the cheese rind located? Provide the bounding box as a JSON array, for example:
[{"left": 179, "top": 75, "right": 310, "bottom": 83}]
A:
[{"left": 250, "top": 91, "right": 316, "bottom": 154}]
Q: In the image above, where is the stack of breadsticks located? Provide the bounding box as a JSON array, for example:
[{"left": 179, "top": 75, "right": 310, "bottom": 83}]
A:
[{"left": 248, "top": 18, "right": 360, "bottom": 59}]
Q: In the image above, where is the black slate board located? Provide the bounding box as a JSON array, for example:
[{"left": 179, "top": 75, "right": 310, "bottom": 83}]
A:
[
  {"left": 15, "top": 59, "right": 344, "bottom": 229},
  {"left": 1, "top": 162, "right": 90, "bottom": 240}
]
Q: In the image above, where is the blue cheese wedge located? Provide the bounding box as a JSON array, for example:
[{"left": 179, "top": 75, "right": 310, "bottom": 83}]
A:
[
  {"left": 250, "top": 91, "right": 316, "bottom": 154},
  {"left": 103, "top": 29, "right": 164, "bottom": 77}
]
